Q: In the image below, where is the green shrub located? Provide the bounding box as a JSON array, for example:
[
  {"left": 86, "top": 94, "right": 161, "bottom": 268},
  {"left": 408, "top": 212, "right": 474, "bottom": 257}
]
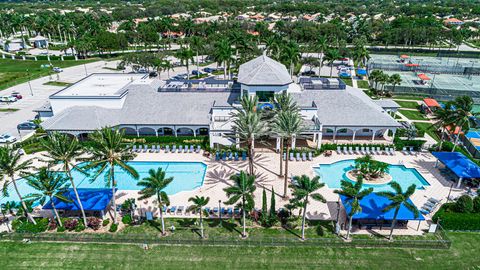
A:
[
  {"left": 12, "top": 217, "right": 49, "bottom": 233},
  {"left": 57, "top": 226, "right": 66, "bottom": 232},
  {"left": 433, "top": 203, "right": 480, "bottom": 230},
  {"left": 109, "top": 223, "right": 118, "bottom": 232},
  {"left": 75, "top": 222, "right": 86, "bottom": 232},
  {"left": 122, "top": 214, "right": 132, "bottom": 225},
  {"left": 474, "top": 197, "right": 480, "bottom": 213},
  {"left": 455, "top": 195, "right": 474, "bottom": 213},
  {"left": 393, "top": 137, "right": 426, "bottom": 151},
  {"left": 102, "top": 219, "right": 110, "bottom": 226}
]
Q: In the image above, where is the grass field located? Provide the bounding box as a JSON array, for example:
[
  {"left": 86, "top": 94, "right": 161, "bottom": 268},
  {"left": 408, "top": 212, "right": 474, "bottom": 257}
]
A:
[
  {"left": 414, "top": 122, "right": 440, "bottom": 142},
  {"left": 392, "top": 95, "right": 426, "bottom": 101},
  {"left": 0, "top": 232, "right": 477, "bottom": 269},
  {"left": 356, "top": 80, "right": 370, "bottom": 89},
  {"left": 0, "top": 108, "right": 19, "bottom": 112},
  {"left": 0, "top": 58, "right": 99, "bottom": 91},
  {"left": 394, "top": 100, "right": 419, "bottom": 109},
  {"left": 42, "top": 81, "right": 72, "bottom": 87},
  {"left": 399, "top": 109, "right": 428, "bottom": 120}
]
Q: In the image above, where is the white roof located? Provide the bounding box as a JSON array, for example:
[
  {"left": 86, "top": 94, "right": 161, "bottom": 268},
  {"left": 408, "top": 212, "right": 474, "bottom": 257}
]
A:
[{"left": 237, "top": 54, "right": 292, "bottom": 86}]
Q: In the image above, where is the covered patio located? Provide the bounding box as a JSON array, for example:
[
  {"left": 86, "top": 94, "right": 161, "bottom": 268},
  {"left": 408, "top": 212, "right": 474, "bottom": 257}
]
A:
[{"left": 432, "top": 152, "right": 480, "bottom": 188}]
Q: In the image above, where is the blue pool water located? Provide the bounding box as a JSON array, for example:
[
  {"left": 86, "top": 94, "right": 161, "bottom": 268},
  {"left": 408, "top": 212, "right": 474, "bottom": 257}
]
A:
[
  {"left": 314, "top": 160, "right": 429, "bottom": 192},
  {"left": 1, "top": 161, "right": 207, "bottom": 202}
]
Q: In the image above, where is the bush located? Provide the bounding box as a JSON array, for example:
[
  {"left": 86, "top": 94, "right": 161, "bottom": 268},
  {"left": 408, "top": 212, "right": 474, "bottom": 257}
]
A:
[
  {"left": 57, "top": 226, "right": 66, "bottom": 232},
  {"left": 122, "top": 214, "right": 133, "bottom": 225},
  {"left": 48, "top": 218, "right": 57, "bottom": 230},
  {"left": 75, "top": 222, "right": 86, "bottom": 232},
  {"left": 393, "top": 137, "right": 426, "bottom": 151},
  {"left": 109, "top": 223, "right": 118, "bottom": 232},
  {"left": 455, "top": 195, "right": 474, "bottom": 213},
  {"left": 87, "top": 217, "right": 102, "bottom": 230},
  {"left": 474, "top": 197, "right": 480, "bottom": 213},
  {"left": 12, "top": 217, "right": 49, "bottom": 233},
  {"left": 102, "top": 219, "right": 110, "bottom": 226},
  {"left": 63, "top": 218, "right": 79, "bottom": 231},
  {"left": 433, "top": 203, "right": 480, "bottom": 230}
]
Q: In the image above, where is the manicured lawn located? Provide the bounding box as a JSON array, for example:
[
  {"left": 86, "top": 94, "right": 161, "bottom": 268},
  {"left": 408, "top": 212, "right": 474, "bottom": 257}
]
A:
[
  {"left": 392, "top": 94, "right": 425, "bottom": 101},
  {"left": 42, "top": 81, "right": 72, "bottom": 87},
  {"left": 0, "top": 58, "right": 99, "bottom": 90},
  {"left": 341, "top": 78, "right": 353, "bottom": 86},
  {"left": 0, "top": 232, "right": 477, "bottom": 269},
  {"left": 394, "top": 100, "right": 419, "bottom": 109},
  {"left": 356, "top": 80, "right": 370, "bottom": 89},
  {"left": 399, "top": 109, "right": 428, "bottom": 120},
  {"left": 0, "top": 108, "right": 19, "bottom": 112},
  {"left": 414, "top": 122, "right": 440, "bottom": 142}
]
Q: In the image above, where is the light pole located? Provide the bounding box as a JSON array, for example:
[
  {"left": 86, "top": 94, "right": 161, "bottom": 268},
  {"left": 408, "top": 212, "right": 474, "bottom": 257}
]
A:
[
  {"left": 84, "top": 63, "right": 88, "bottom": 77},
  {"left": 26, "top": 69, "right": 33, "bottom": 96},
  {"left": 218, "top": 200, "right": 222, "bottom": 227},
  {"left": 447, "top": 182, "right": 454, "bottom": 202}
]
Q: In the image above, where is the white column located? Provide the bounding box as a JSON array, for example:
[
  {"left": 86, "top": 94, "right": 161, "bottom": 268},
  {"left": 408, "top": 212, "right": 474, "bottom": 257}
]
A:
[
  {"left": 457, "top": 177, "right": 463, "bottom": 188},
  {"left": 236, "top": 135, "right": 240, "bottom": 149},
  {"left": 333, "top": 127, "right": 337, "bottom": 142},
  {"left": 291, "top": 135, "right": 296, "bottom": 149},
  {"left": 316, "top": 132, "right": 322, "bottom": 149},
  {"left": 155, "top": 129, "right": 158, "bottom": 137},
  {"left": 276, "top": 137, "right": 281, "bottom": 152},
  {"left": 352, "top": 130, "right": 357, "bottom": 142},
  {"left": 209, "top": 133, "right": 214, "bottom": 148},
  {"left": 371, "top": 129, "right": 376, "bottom": 142},
  {"left": 391, "top": 128, "right": 396, "bottom": 142},
  {"left": 193, "top": 129, "right": 196, "bottom": 137},
  {"left": 136, "top": 128, "right": 140, "bottom": 137}
]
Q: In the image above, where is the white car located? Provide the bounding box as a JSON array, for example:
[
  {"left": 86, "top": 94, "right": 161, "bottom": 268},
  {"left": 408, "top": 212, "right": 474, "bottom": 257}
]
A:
[
  {"left": 0, "top": 96, "right": 17, "bottom": 102},
  {"left": 0, "top": 134, "right": 17, "bottom": 143},
  {"left": 53, "top": 67, "right": 63, "bottom": 73}
]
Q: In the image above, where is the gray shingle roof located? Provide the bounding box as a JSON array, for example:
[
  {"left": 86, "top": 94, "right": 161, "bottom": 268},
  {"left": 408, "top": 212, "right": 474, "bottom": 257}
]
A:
[
  {"left": 292, "top": 87, "right": 401, "bottom": 128},
  {"left": 237, "top": 54, "right": 292, "bottom": 85},
  {"left": 373, "top": 99, "right": 401, "bottom": 109}
]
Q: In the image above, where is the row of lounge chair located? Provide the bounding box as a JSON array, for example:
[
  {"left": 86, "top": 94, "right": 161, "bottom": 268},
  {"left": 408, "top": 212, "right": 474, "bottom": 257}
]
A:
[
  {"left": 420, "top": 197, "right": 441, "bottom": 215},
  {"left": 336, "top": 146, "right": 396, "bottom": 156},
  {"left": 215, "top": 152, "right": 247, "bottom": 161},
  {"left": 401, "top": 147, "right": 418, "bottom": 155},
  {"left": 145, "top": 206, "right": 242, "bottom": 218},
  {"left": 283, "top": 152, "right": 314, "bottom": 161},
  {"left": 132, "top": 144, "right": 201, "bottom": 153}
]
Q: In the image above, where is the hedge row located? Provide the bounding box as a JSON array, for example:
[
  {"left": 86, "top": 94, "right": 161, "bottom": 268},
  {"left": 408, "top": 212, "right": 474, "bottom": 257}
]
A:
[{"left": 433, "top": 203, "right": 480, "bottom": 230}]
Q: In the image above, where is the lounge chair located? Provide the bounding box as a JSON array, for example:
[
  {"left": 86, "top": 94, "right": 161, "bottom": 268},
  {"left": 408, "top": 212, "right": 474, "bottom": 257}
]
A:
[
  {"left": 242, "top": 152, "right": 247, "bottom": 161},
  {"left": 169, "top": 206, "right": 177, "bottom": 214},
  {"left": 150, "top": 145, "right": 155, "bottom": 153},
  {"left": 233, "top": 208, "right": 241, "bottom": 217},
  {"left": 355, "top": 146, "right": 360, "bottom": 154},
  {"left": 215, "top": 152, "right": 220, "bottom": 161},
  {"left": 302, "top": 152, "right": 307, "bottom": 161},
  {"left": 234, "top": 152, "right": 239, "bottom": 161},
  {"left": 283, "top": 152, "right": 286, "bottom": 160},
  {"left": 296, "top": 152, "right": 301, "bottom": 161},
  {"left": 227, "top": 208, "right": 233, "bottom": 216},
  {"left": 156, "top": 145, "right": 160, "bottom": 153},
  {"left": 184, "top": 145, "right": 188, "bottom": 153},
  {"left": 289, "top": 152, "right": 294, "bottom": 161},
  {"left": 132, "top": 145, "right": 137, "bottom": 153},
  {"left": 143, "top": 145, "right": 148, "bottom": 153},
  {"left": 360, "top": 147, "right": 365, "bottom": 155},
  {"left": 146, "top": 211, "right": 153, "bottom": 221},
  {"left": 228, "top": 152, "right": 233, "bottom": 160},
  {"left": 376, "top": 147, "right": 382, "bottom": 155},
  {"left": 177, "top": 206, "right": 184, "bottom": 215},
  {"left": 213, "top": 207, "right": 219, "bottom": 215},
  {"left": 343, "top": 146, "right": 348, "bottom": 154},
  {"left": 428, "top": 198, "right": 441, "bottom": 204},
  {"left": 204, "top": 207, "right": 211, "bottom": 216},
  {"left": 190, "top": 145, "right": 194, "bottom": 153},
  {"left": 308, "top": 152, "right": 313, "bottom": 161},
  {"left": 366, "top": 147, "right": 372, "bottom": 155},
  {"left": 409, "top": 147, "right": 416, "bottom": 155},
  {"left": 222, "top": 152, "right": 227, "bottom": 161},
  {"left": 165, "top": 145, "right": 170, "bottom": 153},
  {"left": 337, "top": 146, "right": 342, "bottom": 154},
  {"left": 172, "top": 145, "right": 177, "bottom": 152},
  {"left": 195, "top": 145, "right": 201, "bottom": 153},
  {"left": 178, "top": 145, "right": 183, "bottom": 153},
  {"left": 402, "top": 147, "right": 408, "bottom": 155},
  {"left": 390, "top": 148, "right": 395, "bottom": 155},
  {"left": 348, "top": 147, "right": 354, "bottom": 155}
]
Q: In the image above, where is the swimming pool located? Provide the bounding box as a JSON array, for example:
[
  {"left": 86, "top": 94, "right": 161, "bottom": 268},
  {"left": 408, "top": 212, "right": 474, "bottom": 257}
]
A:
[
  {"left": 314, "top": 160, "right": 429, "bottom": 192},
  {"left": 1, "top": 161, "right": 207, "bottom": 202}
]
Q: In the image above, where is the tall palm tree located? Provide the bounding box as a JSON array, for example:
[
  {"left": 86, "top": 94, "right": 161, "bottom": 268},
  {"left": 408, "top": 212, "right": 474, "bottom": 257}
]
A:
[
  {"left": 369, "top": 69, "right": 383, "bottom": 90},
  {"left": 315, "top": 36, "right": 328, "bottom": 69},
  {"left": 224, "top": 171, "right": 256, "bottom": 238},
  {"left": 189, "top": 36, "right": 204, "bottom": 76},
  {"left": 137, "top": 168, "right": 172, "bottom": 235},
  {"left": 187, "top": 195, "right": 210, "bottom": 239},
  {"left": 443, "top": 96, "right": 479, "bottom": 152},
  {"left": 271, "top": 110, "right": 304, "bottom": 198},
  {"left": 41, "top": 132, "right": 88, "bottom": 225},
  {"left": 290, "top": 175, "right": 326, "bottom": 240},
  {"left": 0, "top": 146, "right": 36, "bottom": 224},
  {"left": 213, "top": 38, "right": 234, "bottom": 79},
  {"left": 388, "top": 73, "right": 402, "bottom": 94},
  {"left": 280, "top": 40, "right": 301, "bottom": 77},
  {"left": 334, "top": 177, "right": 373, "bottom": 239},
  {"left": 24, "top": 167, "right": 71, "bottom": 227},
  {"left": 175, "top": 47, "right": 194, "bottom": 80},
  {"left": 270, "top": 92, "right": 299, "bottom": 177},
  {"left": 232, "top": 95, "right": 267, "bottom": 175},
  {"left": 377, "top": 182, "right": 418, "bottom": 240},
  {"left": 85, "top": 128, "right": 139, "bottom": 224},
  {"left": 323, "top": 48, "right": 341, "bottom": 78},
  {"left": 433, "top": 103, "right": 455, "bottom": 151}
]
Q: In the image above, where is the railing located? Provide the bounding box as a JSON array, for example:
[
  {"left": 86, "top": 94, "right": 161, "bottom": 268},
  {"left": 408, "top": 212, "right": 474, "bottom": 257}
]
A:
[
  {"left": 158, "top": 87, "right": 240, "bottom": 92},
  {"left": 0, "top": 231, "right": 451, "bottom": 249}
]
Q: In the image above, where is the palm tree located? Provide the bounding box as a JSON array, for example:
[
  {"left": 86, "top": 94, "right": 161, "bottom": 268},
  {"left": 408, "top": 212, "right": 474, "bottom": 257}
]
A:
[
  {"left": 443, "top": 96, "right": 479, "bottom": 152},
  {"left": 354, "top": 45, "right": 370, "bottom": 67},
  {"left": 377, "top": 182, "right": 418, "bottom": 240},
  {"left": 271, "top": 92, "right": 299, "bottom": 177},
  {"left": 334, "top": 177, "right": 373, "bottom": 239},
  {"left": 388, "top": 74, "right": 402, "bottom": 94},
  {"left": 175, "top": 47, "right": 194, "bottom": 80},
  {"left": 189, "top": 36, "right": 203, "bottom": 76},
  {"left": 323, "top": 48, "right": 341, "bottom": 78},
  {"left": 41, "top": 132, "right": 88, "bottom": 225},
  {"left": 271, "top": 110, "right": 304, "bottom": 198},
  {"left": 433, "top": 103, "right": 455, "bottom": 151},
  {"left": 369, "top": 69, "right": 383, "bottom": 90},
  {"left": 213, "top": 38, "right": 234, "bottom": 79},
  {"left": 224, "top": 171, "right": 256, "bottom": 238},
  {"left": 290, "top": 175, "right": 326, "bottom": 240},
  {"left": 137, "top": 168, "right": 172, "bottom": 235},
  {"left": 232, "top": 95, "right": 267, "bottom": 175},
  {"left": 280, "top": 40, "right": 301, "bottom": 77},
  {"left": 24, "top": 167, "right": 71, "bottom": 227},
  {"left": 0, "top": 146, "right": 36, "bottom": 224},
  {"left": 187, "top": 196, "right": 210, "bottom": 239},
  {"left": 315, "top": 36, "right": 328, "bottom": 69},
  {"left": 378, "top": 73, "right": 390, "bottom": 95},
  {"left": 85, "top": 128, "right": 139, "bottom": 224}
]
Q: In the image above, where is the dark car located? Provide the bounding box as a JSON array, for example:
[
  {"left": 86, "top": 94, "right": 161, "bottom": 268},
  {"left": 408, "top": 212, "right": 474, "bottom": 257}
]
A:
[
  {"left": 300, "top": 70, "right": 316, "bottom": 76},
  {"left": 17, "top": 122, "right": 38, "bottom": 130},
  {"left": 202, "top": 67, "right": 215, "bottom": 73},
  {"left": 11, "top": 92, "right": 23, "bottom": 99}
]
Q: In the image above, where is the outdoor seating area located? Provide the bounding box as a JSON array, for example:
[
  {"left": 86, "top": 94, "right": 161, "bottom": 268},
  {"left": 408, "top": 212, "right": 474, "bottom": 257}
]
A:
[
  {"left": 420, "top": 197, "right": 442, "bottom": 215},
  {"left": 215, "top": 151, "right": 247, "bottom": 161},
  {"left": 283, "top": 151, "right": 314, "bottom": 161},
  {"left": 335, "top": 146, "right": 396, "bottom": 156},
  {"left": 143, "top": 206, "right": 242, "bottom": 219},
  {"left": 132, "top": 144, "right": 202, "bottom": 154}
]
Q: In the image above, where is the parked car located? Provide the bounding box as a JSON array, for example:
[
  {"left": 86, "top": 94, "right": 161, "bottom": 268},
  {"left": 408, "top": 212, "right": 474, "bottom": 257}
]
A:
[
  {"left": 0, "top": 134, "right": 17, "bottom": 143},
  {"left": 300, "top": 70, "right": 316, "bottom": 76},
  {"left": 192, "top": 70, "right": 203, "bottom": 76},
  {"left": 0, "top": 96, "right": 17, "bottom": 103},
  {"left": 148, "top": 71, "right": 158, "bottom": 77},
  {"left": 53, "top": 67, "right": 63, "bottom": 73},
  {"left": 11, "top": 92, "right": 22, "bottom": 99},
  {"left": 17, "top": 122, "right": 38, "bottom": 130},
  {"left": 137, "top": 68, "right": 148, "bottom": 73},
  {"left": 202, "top": 67, "right": 215, "bottom": 73}
]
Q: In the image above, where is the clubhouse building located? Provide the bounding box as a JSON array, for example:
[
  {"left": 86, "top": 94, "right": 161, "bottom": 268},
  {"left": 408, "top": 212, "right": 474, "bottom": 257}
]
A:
[{"left": 40, "top": 54, "right": 401, "bottom": 149}]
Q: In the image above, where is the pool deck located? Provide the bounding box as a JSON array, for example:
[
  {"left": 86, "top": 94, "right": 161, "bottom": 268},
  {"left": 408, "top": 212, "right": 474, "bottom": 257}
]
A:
[{"left": 1, "top": 149, "right": 465, "bottom": 235}]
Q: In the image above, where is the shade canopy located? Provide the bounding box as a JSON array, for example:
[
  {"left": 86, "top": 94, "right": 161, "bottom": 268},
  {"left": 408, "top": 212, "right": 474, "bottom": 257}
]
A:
[
  {"left": 356, "top": 69, "right": 367, "bottom": 76},
  {"left": 400, "top": 54, "right": 409, "bottom": 59},
  {"left": 340, "top": 193, "right": 424, "bottom": 221},
  {"left": 43, "top": 188, "right": 114, "bottom": 211},
  {"left": 432, "top": 152, "right": 480, "bottom": 179},
  {"left": 405, "top": 63, "right": 420, "bottom": 67},
  {"left": 417, "top": 73, "right": 431, "bottom": 81},
  {"left": 423, "top": 98, "right": 440, "bottom": 107}
]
